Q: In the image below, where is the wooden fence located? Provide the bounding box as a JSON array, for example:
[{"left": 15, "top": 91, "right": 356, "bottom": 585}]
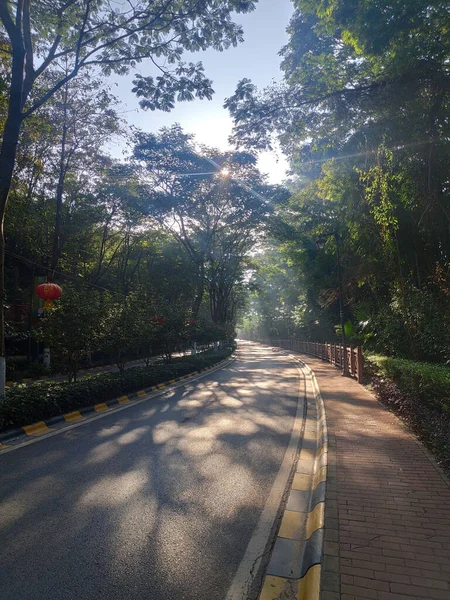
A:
[{"left": 260, "top": 338, "right": 363, "bottom": 383}]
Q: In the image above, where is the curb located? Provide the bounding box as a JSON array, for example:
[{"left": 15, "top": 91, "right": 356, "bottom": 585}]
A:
[
  {"left": 0, "top": 355, "right": 235, "bottom": 450},
  {"left": 258, "top": 352, "right": 328, "bottom": 600}
]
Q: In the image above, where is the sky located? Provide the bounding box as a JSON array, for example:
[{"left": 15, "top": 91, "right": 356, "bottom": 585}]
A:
[{"left": 109, "top": 0, "right": 294, "bottom": 184}]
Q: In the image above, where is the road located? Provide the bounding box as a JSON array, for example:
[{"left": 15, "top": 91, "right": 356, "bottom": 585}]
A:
[{"left": 0, "top": 343, "right": 306, "bottom": 600}]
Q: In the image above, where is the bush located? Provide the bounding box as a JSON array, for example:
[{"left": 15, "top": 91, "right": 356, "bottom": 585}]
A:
[
  {"left": 365, "top": 353, "right": 450, "bottom": 475},
  {"left": 362, "top": 285, "right": 450, "bottom": 362},
  {"left": 0, "top": 345, "right": 235, "bottom": 430},
  {"left": 365, "top": 354, "right": 450, "bottom": 417}
]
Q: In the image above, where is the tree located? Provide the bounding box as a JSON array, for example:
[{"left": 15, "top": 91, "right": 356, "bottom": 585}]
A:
[
  {"left": 37, "top": 284, "right": 104, "bottom": 382},
  {"left": 133, "top": 125, "right": 277, "bottom": 326},
  {"left": 227, "top": 0, "right": 450, "bottom": 363},
  {"left": 0, "top": 0, "right": 258, "bottom": 394}
]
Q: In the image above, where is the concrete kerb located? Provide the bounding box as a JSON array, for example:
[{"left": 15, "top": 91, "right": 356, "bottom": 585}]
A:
[
  {"left": 258, "top": 349, "right": 328, "bottom": 600},
  {"left": 0, "top": 354, "right": 236, "bottom": 450}
]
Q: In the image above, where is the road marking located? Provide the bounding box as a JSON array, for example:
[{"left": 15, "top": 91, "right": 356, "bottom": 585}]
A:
[
  {"left": 292, "top": 472, "right": 310, "bottom": 491},
  {"left": 63, "top": 411, "right": 84, "bottom": 422},
  {"left": 259, "top": 575, "right": 295, "bottom": 600},
  {"left": 94, "top": 403, "right": 109, "bottom": 412},
  {"left": 278, "top": 510, "right": 305, "bottom": 541},
  {"left": 22, "top": 421, "right": 52, "bottom": 436},
  {"left": 306, "top": 502, "right": 324, "bottom": 539},
  {"left": 297, "top": 564, "right": 321, "bottom": 600},
  {"left": 224, "top": 358, "right": 307, "bottom": 600}
]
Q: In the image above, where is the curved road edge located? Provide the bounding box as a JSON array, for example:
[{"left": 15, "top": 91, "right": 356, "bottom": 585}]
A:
[
  {"left": 225, "top": 349, "right": 308, "bottom": 600},
  {"left": 254, "top": 347, "right": 328, "bottom": 600}
]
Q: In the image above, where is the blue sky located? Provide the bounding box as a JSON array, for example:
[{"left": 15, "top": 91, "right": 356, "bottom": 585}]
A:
[{"left": 109, "top": 0, "right": 294, "bottom": 183}]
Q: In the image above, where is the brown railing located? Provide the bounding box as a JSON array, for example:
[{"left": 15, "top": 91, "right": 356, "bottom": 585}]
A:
[{"left": 261, "top": 338, "right": 363, "bottom": 383}]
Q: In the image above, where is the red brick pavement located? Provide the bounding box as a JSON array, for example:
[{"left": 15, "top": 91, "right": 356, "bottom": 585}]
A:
[{"left": 300, "top": 355, "right": 450, "bottom": 600}]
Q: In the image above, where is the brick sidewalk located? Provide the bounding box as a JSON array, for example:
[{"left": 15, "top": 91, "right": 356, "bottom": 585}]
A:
[{"left": 299, "top": 355, "right": 450, "bottom": 600}]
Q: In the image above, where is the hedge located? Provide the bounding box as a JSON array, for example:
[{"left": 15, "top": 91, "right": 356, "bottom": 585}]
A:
[
  {"left": 0, "top": 346, "right": 235, "bottom": 430},
  {"left": 365, "top": 354, "right": 450, "bottom": 418}
]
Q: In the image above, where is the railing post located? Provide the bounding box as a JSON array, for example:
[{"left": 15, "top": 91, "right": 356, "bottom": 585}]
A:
[
  {"left": 356, "top": 346, "right": 363, "bottom": 383},
  {"left": 349, "top": 344, "right": 355, "bottom": 377}
]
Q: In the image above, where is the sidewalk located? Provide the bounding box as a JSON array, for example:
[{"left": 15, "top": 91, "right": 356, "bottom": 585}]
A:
[{"left": 299, "top": 355, "right": 450, "bottom": 600}]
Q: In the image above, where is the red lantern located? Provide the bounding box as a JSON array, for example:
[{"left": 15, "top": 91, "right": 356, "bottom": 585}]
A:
[
  {"left": 151, "top": 316, "right": 159, "bottom": 323},
  {"left": 159, "top": 316, "right": 166, "bottom": 324},
  {"left": 36, "top": 283, "right": 62, "bottom": 309}
]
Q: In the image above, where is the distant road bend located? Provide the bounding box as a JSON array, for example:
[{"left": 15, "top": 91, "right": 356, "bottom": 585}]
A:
[{"left": 0, "top": 342, "right": 308, "bottom": 600}]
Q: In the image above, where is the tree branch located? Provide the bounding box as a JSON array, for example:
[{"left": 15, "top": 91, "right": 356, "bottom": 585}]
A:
[
  {"left": 21, "top": 0, "right": 34, "bottom": 106},
  {"left": 0, "top": 0, "right": 21, "bottom": 46}
]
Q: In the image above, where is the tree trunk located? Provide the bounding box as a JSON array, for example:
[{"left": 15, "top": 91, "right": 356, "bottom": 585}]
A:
[
  {"left": 0, "top": 102, "right": 25, "bottom": 396},
  {"left": 0, "top": 21, "right": 26, "bottom": 395},
  {"left": 50, "top": 127, "right": 68, "bottom": 279},
  {"left": 191, "top": 262, "right": 205, "bottom": 319},
  {"left": 50, "top": 83, "right": 69, "bottom": 280}
]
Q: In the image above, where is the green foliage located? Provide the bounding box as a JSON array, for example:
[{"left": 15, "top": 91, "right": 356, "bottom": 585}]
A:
[
  {"left": 133, "top": 125, "right": 278, "bottom": 326},
  {"left": 229, "top": 1, "right": 450, "bottom": 363},
  {"left": 365, "top": 354, "right": 450, "bottom": 418},
  {"left": 363, "top": 284, "right": 450, "bottom": 362},
  {"left": 0, "top": 346, "right": 235, "bottom": 429},
  {"left": 36, "top": 285, "right": 105, "bottom": 381}
]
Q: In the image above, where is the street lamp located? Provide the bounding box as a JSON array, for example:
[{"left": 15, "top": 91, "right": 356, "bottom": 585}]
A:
[{"left": 316, "top": 231, "right": 348, "bottom": 376}]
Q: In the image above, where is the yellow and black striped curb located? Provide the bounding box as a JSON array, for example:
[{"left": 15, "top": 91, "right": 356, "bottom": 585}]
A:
[
  {"left": 258, "top": 353, "right": 327, "bottom": 600},
  {"left": 0, "top": 355, "right": 235, "bottom": 450}
]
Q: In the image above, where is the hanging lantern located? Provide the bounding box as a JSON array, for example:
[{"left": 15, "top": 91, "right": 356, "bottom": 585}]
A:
[
  {"left": 159, "top": 316, "right": 166, "bottom": 324},
  {"left": 151, "top": 315, "right": 159, "bottom": 323},
  {"left": 36, "top": 283, "right": 62, "bottom": 309}
]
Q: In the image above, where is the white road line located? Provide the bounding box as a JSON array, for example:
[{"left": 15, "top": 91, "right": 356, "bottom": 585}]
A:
[{"left": 224, "top": 355, "right": 308, "bottom": 600}]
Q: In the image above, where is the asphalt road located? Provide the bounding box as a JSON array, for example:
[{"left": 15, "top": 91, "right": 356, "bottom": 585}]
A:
[{"left": 0, "top": 343, "right": 304, "bottom": 600}]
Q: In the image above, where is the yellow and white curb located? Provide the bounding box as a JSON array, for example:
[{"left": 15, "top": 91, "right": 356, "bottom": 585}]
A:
[{"left": 259, "top": 356, "right": 327, "bottom": 600}]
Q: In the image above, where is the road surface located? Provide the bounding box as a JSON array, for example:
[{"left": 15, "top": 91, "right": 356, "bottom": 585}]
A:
[{"left": 0, "top": 343, "right": 306, "bottom": 600}]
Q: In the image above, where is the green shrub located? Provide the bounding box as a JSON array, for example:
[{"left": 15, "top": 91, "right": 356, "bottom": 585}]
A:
[
  {"left": 365, "top": 354, "right": 450, "bottom": 417},
  {"left": 0, "top": 345, "right": 235, "bottom": 430}
]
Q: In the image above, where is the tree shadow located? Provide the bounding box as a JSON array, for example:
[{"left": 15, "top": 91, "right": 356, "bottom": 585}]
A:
[{"left": 0, "top": 343, "right": 304, "bottom": 600}]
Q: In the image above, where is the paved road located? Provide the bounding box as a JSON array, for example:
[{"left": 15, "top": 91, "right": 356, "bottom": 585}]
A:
[{"left": 0, "top": 343, "right": 305, "bottom": 600}]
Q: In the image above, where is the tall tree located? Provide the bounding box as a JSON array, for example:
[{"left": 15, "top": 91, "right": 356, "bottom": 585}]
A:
[
  {"left": 0, "top": 0, "right": 258, "bottom": 393},
  {"left": 133, "top": 125, "right": 275, "bottom": 326},
  {"left": 227, "top": 0, "right": 450, "bottom": 361}
]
